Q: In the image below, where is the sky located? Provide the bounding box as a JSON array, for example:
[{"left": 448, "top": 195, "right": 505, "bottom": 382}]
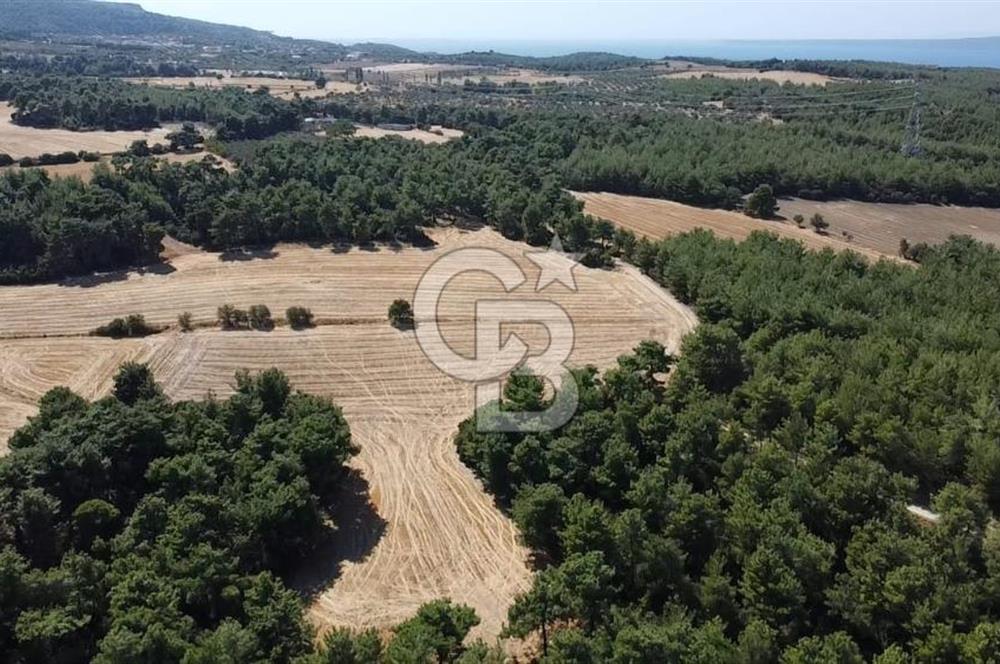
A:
[{"left": 123, "top": 1, "right": 1000, "bottom": 43}]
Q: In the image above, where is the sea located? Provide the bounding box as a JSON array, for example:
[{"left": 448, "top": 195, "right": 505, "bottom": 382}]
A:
[{"left": 382, "top": 38, "right": 1000, "bottom": 68}]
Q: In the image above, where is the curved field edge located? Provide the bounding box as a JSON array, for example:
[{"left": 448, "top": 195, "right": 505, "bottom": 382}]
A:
[{"left": 0, "top": 226, "right": 697, "bottom": 639}]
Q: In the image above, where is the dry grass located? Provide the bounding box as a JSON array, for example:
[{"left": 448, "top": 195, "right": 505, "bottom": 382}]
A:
[
  {"left": 660, "top": 68, "right": 836, "bottom": 86},
  {"left": 352, "top": 124, "right": 464, "bottom": 144},
  {"left": 574, "top": 191, "right": 893, "bottom": 261},
  {"left": 0, "top": 151, "right": 233, "bottom": 182},
  {"left": 0, "top": 102, "right": 174, "bottom": 159},
  {"left": 0, "top": 226, "right": 697, "bottom": 639}
]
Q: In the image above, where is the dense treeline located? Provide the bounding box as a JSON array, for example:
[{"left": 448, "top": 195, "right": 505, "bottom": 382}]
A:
[
  {"left": 670, "top": 56, "right": 924, "bottom": 80},
  {"left": 561, "top": 111, "right": 1000, "bottom": 207},
  {"left": 428, "top": 50, "right": 645, "bottom": 72},
  {"left": 0, "top": 365, "right": 504, "bottom": 662},
  {"left": 457, "top": 232, "right": 1000, "bottom": 661},
  {"left": 0, "top": 115, "right": 618, "bottom": 283},
  {"left": 0, "top": 169, "right": 164, "bottom": 284},
  {"left": 0, "top": 75, "right": 299, "bottom": 137},
  {"left": 0, "top": 52, "right": 198, "bottom": 78},
  {"left": 0, "top": 366, "right": 356, "bottom": 661}
]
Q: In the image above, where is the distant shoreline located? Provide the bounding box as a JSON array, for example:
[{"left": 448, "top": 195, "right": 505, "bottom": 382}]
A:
[{"left": 330, "top": 37, "right": 1000, "bottom": 68}]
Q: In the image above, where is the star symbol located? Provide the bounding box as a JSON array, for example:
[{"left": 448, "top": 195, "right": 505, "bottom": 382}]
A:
[{"left": 525, "top": 234, "right": 581, "bottom": 292}]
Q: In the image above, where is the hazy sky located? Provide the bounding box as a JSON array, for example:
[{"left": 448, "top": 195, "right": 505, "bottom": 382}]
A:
[{"left": 125, "top": 1, "right": 1000, "bottom": 43}]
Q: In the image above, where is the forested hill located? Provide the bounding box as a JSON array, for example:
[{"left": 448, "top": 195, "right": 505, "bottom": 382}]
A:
[{"left": 3, "top": 0, "right": 331, "bottom": 49}]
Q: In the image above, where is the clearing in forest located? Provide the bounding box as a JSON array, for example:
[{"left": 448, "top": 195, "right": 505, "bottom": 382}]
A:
[
  {"left": 573, "top": 191, "right": 893, "bottom": 260},
  {"left": 0, "top": 225, "right": 697, "bottom": 639},
  {"left": 124, "top": 76, "right": 361, "bottom": 97},
  {"left": 659, "top": 67, "right": 836, "bottom": 86},
  {"left": 776, "top": 198, "right": 1000, "bottom": 256},
  {"left": 0, "top": 150, "right": 234, "bottom": 182},
  {"left": 0, "top": 102, "right": 174, "bottom": 159},
  {"left": 351, "top": 124, "right": 465, "bottom": 144}
]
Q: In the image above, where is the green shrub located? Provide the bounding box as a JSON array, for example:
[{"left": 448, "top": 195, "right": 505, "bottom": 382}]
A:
[{"left": 286, "top": 306, "right": 314, "bottom": 330}]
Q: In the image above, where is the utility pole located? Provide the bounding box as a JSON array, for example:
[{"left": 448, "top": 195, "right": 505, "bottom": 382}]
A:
[{"left": 901, "top": 81, "right": 923, "bottom": 157}]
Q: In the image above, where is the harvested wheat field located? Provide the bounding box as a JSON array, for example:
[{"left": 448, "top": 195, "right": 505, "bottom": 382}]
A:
[
  {"left": 0, "top": 226, "right": 697, "bottom": 639},
  {"left": 574, "top": 191, "right": 893, "bottom": 261},
  {"left": 0, "top": 102, "right": 174, "bottom": 159},
  {"left": 353, "top": 124, "right": 464, "bottom": 144},
  {"left": 777, "top": 198, "right": 1000, "bottom": 255},
  {"left": 444, "top": 69, "right": 584, "bottom": 85},
  {"left": 660, "top": 68, "right": 836, "bottom": 85}
]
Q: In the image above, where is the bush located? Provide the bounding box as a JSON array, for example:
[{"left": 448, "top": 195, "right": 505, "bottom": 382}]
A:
[
  {"left": 217, "top": 304, "right": 249, "bottom": 330},
  {"left": 93, "top": 313, "right": 157, "bottom": 338},
  {"left": 78, "top": 151, "right": 100, "bottom": 162},
  {"left": 744, "top": 184, "right": 778, "bottom": 219},
  {"left": 793, "top": 214, "right": 805, "bottom": 228},
  {"left": 248, "top": 304, "right": 274, "bottom": 331},
  {"left": 286, "top": 306, "right": 315, "bottom": 330},
  {"left": 0, "top": 152, "right": 13, "bottom": 167},
  {"left": 388, "top": 299, "right": 414, "bottom": 329},
  {"left": 178, "top": 312, "right": 193, "bottom": 332},
  {"left": 18, "top": 156, "right": 35, "bottom": 167},
  {"left": 809, "top": 213, "right": 829, "bottom": 233}
]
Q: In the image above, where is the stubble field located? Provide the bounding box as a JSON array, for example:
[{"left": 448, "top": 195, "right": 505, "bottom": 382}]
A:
[
  {"left": 573, "top": 191, "right": 893, "bottom": 261},
  {"left": 0, "top": 225, "right": 697, "bottom": 639},
  {"left": 575, "top": 191, "right": 1000, "bottom": 261},
  {"left": 0, "top": 102, "right": 174, "bottom": 158}
]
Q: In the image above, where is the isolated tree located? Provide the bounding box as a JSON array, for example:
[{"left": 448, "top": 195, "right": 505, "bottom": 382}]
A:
[
  {"left": 314, "top": 76, "right": 327, "bottom": 89},
  {"left": 112, "top": 362, "right": 161, "bottom": 405},
  {"left": 792, "top": 214, "right": 805, "bottom": 228},
  {"left": 178, "top": 312, "right": 193, "bottom": 332},
  {"left": 217, "top": 305, "right": 248, "bottom": 330},
  {"left": 285, "top": 306, "right": 314, "bottom": 330},
  {"left": 809, "top": 213, "right": 829, "bottom": 234},
  {"left": 745, "top": 184, "right": 778, "bottom": 219},
  {"left": 388, "top": 299, "right": 414, "bottom": 329},
  {"left": 248, "top": 305, "right": 273, "bottom": 331},
  {"left": 898, "top": 238, "right": 911, "bottom": 259},
  {"left": 383, "top": 600, "right": 479, "bottom": 663}
]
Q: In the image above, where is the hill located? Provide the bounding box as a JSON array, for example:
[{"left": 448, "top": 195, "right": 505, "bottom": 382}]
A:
[{"left": 2, "top": 0, "right": 335, "bottom": 49}]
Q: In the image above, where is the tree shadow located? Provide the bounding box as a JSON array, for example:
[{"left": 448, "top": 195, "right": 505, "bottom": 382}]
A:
[
  {"left": 218, "top": 247, "right": 279, "bottom": 262},
  {"left": 286, "top": 468, "right": 387, "bottom": 600},
  {"left": 58, "top": 261, "right": 176, "bottom": 288}
]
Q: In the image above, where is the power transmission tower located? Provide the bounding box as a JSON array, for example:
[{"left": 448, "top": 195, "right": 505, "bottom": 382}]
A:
[{"left": 901, "top": 81, "right": 923, "bottom": 157}]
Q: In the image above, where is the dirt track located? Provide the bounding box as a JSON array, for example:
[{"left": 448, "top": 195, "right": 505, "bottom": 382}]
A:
[{"left": 0, "top": 226, "right": 697, "bottom": 638}]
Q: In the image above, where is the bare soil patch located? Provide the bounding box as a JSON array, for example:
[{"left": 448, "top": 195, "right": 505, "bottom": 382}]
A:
[
  {"left": 573, "top": 191, "right": 892, "bottom": 261},
  {"left": 0, "top": 226, "right": 697, "bottom": 640},
  {"left": 0, "top": 102, "right": 173, "bottom": 159}
]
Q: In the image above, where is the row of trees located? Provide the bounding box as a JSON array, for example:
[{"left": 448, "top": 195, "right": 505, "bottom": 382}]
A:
[
  {"left": 457, "top": 230, "right": 1000, "bottom": 661},
  {"left": 0, "top": 74, "right": 300, "bottom": 138},
  {"left": 1, "top": 107, "right": 627, "bottom": 284}
]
